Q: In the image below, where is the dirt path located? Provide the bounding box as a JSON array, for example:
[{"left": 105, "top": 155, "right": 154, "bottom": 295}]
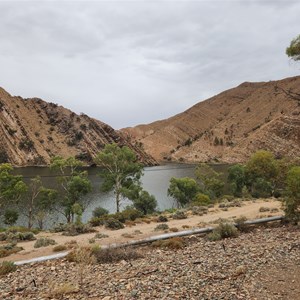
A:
[{"left": 0, "top": 199, "right": 283, "bottom": 263}]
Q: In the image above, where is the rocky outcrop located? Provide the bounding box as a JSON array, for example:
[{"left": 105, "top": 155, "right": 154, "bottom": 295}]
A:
[
  {"left": 0, "top": 87, "right": 157, "bottom": 166},
  {"left": 121, "top": 76, "right": 300, "bottom": 163}
]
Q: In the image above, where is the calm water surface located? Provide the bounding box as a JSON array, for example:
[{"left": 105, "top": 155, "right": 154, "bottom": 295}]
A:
[{"left": 10, "top": 163, "right": 229, "bottom": 227}]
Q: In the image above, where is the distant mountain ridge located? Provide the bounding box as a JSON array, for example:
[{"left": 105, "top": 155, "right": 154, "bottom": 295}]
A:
[
  {"left": 121, "top": 76, "right": 300, "bottom": 163},
  {"left": 0, "top": 87, "right": 157, "bottom": 166}
]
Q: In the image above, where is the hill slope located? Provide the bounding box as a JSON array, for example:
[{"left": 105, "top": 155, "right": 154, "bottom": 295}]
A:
[
  {"left": 0, "top": 87, "right": 157, "bottom": 166},
  {"left": 121, "top": 76, "right": 300, "bottom": 163}
]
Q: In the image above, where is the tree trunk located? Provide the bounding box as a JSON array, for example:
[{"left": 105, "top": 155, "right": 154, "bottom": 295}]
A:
[
  {"left": 116, "top": 191, "right": 120, "bottom": 213},
  {"left": 28, "top": 208, "right": 33, "bottom": 229}
]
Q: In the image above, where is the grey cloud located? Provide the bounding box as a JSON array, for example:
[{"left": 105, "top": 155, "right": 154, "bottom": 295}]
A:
[{"left": 0, "top": 1, "right": 299, "bottom": 128}]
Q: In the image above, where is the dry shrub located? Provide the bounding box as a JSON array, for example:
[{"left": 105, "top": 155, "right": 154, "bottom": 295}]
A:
[
  {"left": 34, "top": 237, "right": 56, "bottom": 248},
  {"left": 65, "top": 246, "right": 97, "bottom": 286},
  {"left": 141, "top": 218, "right": 151, "bottom": 224},
  {"left": 156, "top": 215, "right": 168, "bottom": 222},
  {"left": 235, "top": 216, "right": 250, "bottom": 232},
  {"left": 125, "top": 220, "right": 136, "bottom": 227},
  {"left": 169, "top": 227, "right": 179, "bottom": 232},
  {"left": 121, "top": 233, "right": 134, "bottom": 238},
  {"left": 94, "top": 233, "right": 109, "bottom": 239},
  {"left": 0, "top": 261, "right": 17, "bottom": 275},
  {"left": 53, "top": 245, "right": 67, "bottom": 252},
  {"left": 93, "top": 246, "right": 143, "bottom": 264},
  {"left": 133, "top": 230, "right": 142, "bottom": 235},
  {"left": 259, "top": 207, "right": 270, "bottom": 212},
  {"left": 182, "top": 225, "right": 190, "bottom": 229},
  {"left": 46, "top": 282, "right": 79, "bottom": 297},
  {"left": 207, "top": 222, "right": 239, "bottom": 241},
  {"left": 64, "top": 240, "right": 78, "bottom": 249},
  {"left": 152, "top": 237, "right": 185, "bottom": 250},
  {"left": 104, "top": 218, "right": 124, "bottom": 230},
  {"left": 66, "top": 246, "right": 96, "bottom": 264},
  {"left": 154, "top": 223, "right": 169, "bottom": 231},
  {"left": 0, "top": 244, "right": 23, "bottom": 258}
]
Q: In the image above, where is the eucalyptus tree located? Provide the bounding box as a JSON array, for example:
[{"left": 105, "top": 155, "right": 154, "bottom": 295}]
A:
[
  {"left": 0, "top": 163, "right": 27, "bottom": 216},
  {"left": 94, "top": 143, "right": 143, "bottom": 213},
  {"left": 168, "top": 177, "right": 201, "bottom": 208},
  {"left": 22, "top": 176, "right": 57, "bottom": 228},
  {"left": 50, "top": 156, "right": 92, "bottom": 223}
]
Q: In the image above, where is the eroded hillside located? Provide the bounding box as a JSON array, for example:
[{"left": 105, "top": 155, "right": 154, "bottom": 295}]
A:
[
  {"left": 0, "top": 87, "right": 157, "bottom": 166},
  {"left": 121, "top": 76, "right": 300, "bottom": 163}
]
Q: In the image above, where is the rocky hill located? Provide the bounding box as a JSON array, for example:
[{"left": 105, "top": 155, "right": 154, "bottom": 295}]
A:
[
  {"left": 0, "top": 87, "right": 157, "bottom": 166},
  {"left": 121, "top": 76, "right": 300, "bottom": 163}
]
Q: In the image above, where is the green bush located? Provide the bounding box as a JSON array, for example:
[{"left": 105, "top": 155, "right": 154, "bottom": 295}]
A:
[
  {"left": 120, "top": 208, "right": 143, "bottom": 221},
  {"left": 207, "top": 222, "right": 238, "bottom": 241},
  {"left": 6, "top": 226, "right": 39, "bottom": 234},
  {"left": 154, "top": 223, "right": 169, "bottom": 231},
  {"left": 1, "top": 231, "right": 36, "bottom": 242},
  {"left": 53, "top": 223, "right": 95, "bottom": 236},
  {"left": 157, "top": 215, "right": 168, "bottom": 222},
  {"left": 3, "top": 209, "right": 19, "bottom": 226},
  {"left": 92, "top": 207, "right": 109, "bottom": 218},
  {"left": 94, "top": 233, "right": 109, "bottom": 239},
  {"left": 191, "top": 193, "right": 211, "bottom": 206},
  {"left": 89, "top": 217, "right": 106, "bottom": 227},
  {"left": 0, "top": 261, "right": 17, "bottom": 275},
  {"left": 92, "top": 246, "right": 143, "bottom": 264},
  {"left": 104, "top": 218, "right": 125, "bottom": 230},
  {"left": 172, "top": 211, "right": 187, "bottom": 220},
  {"left": 192, "top": 206, "right": 208, "bottom": 215},
  {"left": 61, "top": 223, "right": 96, "bottom": 236},
  {"left": 34, "top": 237, "right": 56, "bottom": 248}
]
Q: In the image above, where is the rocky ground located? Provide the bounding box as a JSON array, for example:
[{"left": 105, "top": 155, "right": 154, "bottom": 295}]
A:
[{"left": 0, "top": 224, "right": 299, "bottom": 300}]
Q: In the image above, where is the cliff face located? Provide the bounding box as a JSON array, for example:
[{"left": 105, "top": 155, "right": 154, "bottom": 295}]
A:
[
  {"left": 0, "top": 87, "right": 157, "bottom": 166},
  {"left": 121, "top": 76, "right": 300, "bottom": 163}
]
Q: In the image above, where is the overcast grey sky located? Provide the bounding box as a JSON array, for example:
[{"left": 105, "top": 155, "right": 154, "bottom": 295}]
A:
[{"left": 0, "top": 0, "right": 299, "bottom": 129}]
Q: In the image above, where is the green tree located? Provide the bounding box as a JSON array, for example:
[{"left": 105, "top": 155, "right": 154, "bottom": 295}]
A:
[
  {"left": 245, "top": 150, "right": 278, "bottom": 197},
  {"left": 286, "top": 35, "right": 300, "bottom": 61},
  {"left": 195, "top": 163, "right": 224, "bottom": 199},
  {"left": 0, "top": 163, "right": 27, "bottom": 215},
  {"left": 125, "top": 185, "right": 157, "bottom": 215},
  {"left": 227, "top": 164, "right": 246, "bottom": 197},
  {"left": 168, "top": 177, "right": 200, "bottom": 208},
  {"left": 94, "top": 143, "right": 143, "bottom": 213},
  {"left": 22, "top": 176, "right": 58, "bottom": 228},
  {"left": 284, "top": 166, "right": 300, "bottom": 222},
  {"left": 3, "top": 209, "right": 19, "bottom": 226},
  {"left": 50, "top": 156, "right": 92, "bottom": 223}
]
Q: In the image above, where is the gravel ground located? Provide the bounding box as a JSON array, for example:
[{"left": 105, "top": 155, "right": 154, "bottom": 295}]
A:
[{"left": 0, "top": 224, "right": 299, "bottom": 300}]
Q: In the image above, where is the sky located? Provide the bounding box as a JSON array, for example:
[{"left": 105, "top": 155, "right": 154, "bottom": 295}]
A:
[{"left": 0, "top": 0, "right": 299, "bottom": 129}]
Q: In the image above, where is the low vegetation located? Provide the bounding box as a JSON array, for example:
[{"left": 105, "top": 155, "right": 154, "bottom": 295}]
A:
[
  {"left": 207, "top": 222, "right": 239, "bottom": 241},
  {"left": 0, "top": 261, "right": 17, "bottom": 276},
  {"left": 34, "top": 237, "right": 56, "bottom": 248},
  {"left": 152, "top": 237, "right": 185, "bottom": 249}
]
